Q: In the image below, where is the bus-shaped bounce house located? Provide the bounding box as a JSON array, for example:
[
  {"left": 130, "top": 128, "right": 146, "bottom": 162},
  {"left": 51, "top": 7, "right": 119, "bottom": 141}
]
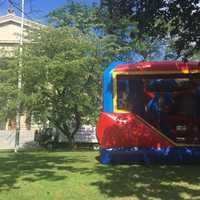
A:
[{"left": 96, "top": 61, "right": 200, "bottom": 164}]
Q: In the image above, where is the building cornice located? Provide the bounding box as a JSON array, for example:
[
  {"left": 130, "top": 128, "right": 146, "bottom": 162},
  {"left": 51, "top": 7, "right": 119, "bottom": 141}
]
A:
[
  {"left": 0, "top": 13, "right": 45, "bottom": 28},
  {"left": 0, "top": 40, "right": 20, "bottom": 44}
]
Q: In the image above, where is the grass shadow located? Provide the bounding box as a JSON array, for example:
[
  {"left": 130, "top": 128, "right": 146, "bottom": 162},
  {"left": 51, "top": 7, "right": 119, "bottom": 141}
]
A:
[
  {"left": 1, "top": 151, "right": 200, "bottom": 199},
  {"left": 0, "top": 151, "right": 91, "bottom": 192},
  {"left": 90, "top": 164, "right": 200, "bottom": 199}
]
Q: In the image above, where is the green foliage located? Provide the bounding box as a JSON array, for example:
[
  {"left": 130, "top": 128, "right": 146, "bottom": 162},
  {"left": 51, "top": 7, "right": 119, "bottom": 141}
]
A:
[
  {"left": 20, "top": 27, "right": 102, "bottom": 144},
  {"left": 101, "top": 0, "right": 200, "bottom": 58},
  {"left": 0, "top": 58, "right": 18, "bottom": 121},
  {"left": 49, "top": 1, "right": 157, "bottom": 60},
  {"left": 191, "top": 52, "right": 200, "bottom": 60},
  {"left": 48, "top": 1, "right": 99, "bottom": 33},
  {"left": 166, "top": 0, "right": 200, "bottom": 57},
  {"left": 98, "top": 1, "right": 164, "bottom": 59}
]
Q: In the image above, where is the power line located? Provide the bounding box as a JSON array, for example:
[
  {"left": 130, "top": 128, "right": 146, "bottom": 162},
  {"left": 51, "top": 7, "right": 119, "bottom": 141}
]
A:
[
  {"left": 7, "top": 0, "right": 45, "bottom": 23},
  {"left": 8, "top": 0, "right": 30, "bottom": 18},
  {"left": 8, "top": 0, "right": 41, "bottom": 21}
]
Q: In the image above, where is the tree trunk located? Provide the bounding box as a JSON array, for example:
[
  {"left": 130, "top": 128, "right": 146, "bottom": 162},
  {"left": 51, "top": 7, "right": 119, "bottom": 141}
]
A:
[
  {"left": 67, "top": 135, "right": 75, "bottom": 150},
  {"left": 48, "top": 108, "right": 81, "bottom": 150}
]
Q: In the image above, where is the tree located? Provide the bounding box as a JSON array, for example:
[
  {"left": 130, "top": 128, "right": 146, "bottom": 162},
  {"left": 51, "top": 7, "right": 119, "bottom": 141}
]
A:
[
  {"left": 48, "top": 1, "right": 135, "bottom": 108},
  {"left": 48, "top": 1, "right": 161, "bottom": 61},
  {"left": 48, "top": 2, "right": 130, "bottom": 54},
  {"left": 100, "top": 0, "right": 200, "bottom": 58},
  {"left": 98, "top": 0, "right": 166, "bottom": 60},
  {"left": 48, "top": 1, "right": 98, "bottom": 33},
  {"left": 17, "top": 27, "right": 103, "bottom": 147},
  {"left": 18, "top": 23, "right": 125, "bottom": 147}
]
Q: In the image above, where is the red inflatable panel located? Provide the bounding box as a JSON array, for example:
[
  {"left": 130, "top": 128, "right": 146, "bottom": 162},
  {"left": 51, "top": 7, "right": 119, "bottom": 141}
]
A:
[
  {"left": 114, "top": 61, "right": 200, "bottom": 73},
  {"left": 96, "top": 112, "right": 175, "bottom": 149}
]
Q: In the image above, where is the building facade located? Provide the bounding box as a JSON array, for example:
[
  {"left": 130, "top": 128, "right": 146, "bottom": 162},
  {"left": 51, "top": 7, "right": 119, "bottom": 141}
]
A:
[{"left": 0, "top": 10, "right": 43, "bottom": 131}]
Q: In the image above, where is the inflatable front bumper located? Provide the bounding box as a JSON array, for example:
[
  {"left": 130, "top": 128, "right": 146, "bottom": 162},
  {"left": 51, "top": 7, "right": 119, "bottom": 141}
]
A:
[
  {"left": 97, "top": 112, "right": 200, "bottom": 164},
  {"left": 100, "top": 147, "right": 200, "bottom": 164}
]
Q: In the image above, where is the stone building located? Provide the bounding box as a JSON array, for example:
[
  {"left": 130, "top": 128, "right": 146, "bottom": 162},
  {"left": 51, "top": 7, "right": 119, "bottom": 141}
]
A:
[{"left": 0, "top": 9, "right": 43, "bottom": 131}]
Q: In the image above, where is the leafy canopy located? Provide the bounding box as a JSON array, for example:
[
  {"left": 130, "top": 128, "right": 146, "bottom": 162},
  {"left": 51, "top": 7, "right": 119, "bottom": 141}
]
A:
[
  {"left": 11, "top": 26, "right": 100, "bottom": 144},
  {"left": 100, "top": 0, "right": 200, "bottom": 58},
  {"left": 49, "top": 1, "right": 163, "bottom": 61}
]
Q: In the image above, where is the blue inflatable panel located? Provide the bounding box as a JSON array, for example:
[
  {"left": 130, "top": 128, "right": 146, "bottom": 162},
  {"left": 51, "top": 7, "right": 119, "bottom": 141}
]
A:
[
  {"left": 103, "top": 61, "right": 125, "bottom": 112},
  {"left": 100, "top": 147, "right": 200, "bottom": 165}
]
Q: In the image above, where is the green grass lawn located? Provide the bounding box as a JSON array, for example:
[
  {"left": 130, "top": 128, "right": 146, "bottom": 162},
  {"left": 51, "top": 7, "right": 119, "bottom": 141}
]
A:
[{"left": 0, "top": 151, "right": 200, "bottom": 200}]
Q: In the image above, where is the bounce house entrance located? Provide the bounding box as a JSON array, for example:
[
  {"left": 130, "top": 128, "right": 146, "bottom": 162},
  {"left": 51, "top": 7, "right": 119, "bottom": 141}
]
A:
[{"left": 116, "top": 75, "right": 200, "bottom": 145}]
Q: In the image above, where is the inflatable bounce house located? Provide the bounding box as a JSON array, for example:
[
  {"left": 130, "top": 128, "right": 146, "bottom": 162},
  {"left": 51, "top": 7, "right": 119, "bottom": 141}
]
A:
[{"left": 96, "top": 61, "right": 200, "bottom": 164}]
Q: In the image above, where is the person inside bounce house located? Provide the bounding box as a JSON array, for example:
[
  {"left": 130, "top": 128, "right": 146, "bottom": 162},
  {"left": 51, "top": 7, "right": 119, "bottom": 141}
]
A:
[{"left": 145, "top": 78, "right": 200, "bottom": 143}]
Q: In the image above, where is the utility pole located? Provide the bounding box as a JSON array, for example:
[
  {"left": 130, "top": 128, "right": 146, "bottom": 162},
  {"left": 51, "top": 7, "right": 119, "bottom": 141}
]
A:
[{"left": 15, "top": 0, "right": 24, "bottom": 152}]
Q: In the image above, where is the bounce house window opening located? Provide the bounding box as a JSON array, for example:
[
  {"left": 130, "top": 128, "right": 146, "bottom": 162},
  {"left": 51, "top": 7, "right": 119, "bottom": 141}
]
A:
[
  {"left": 114, "top": 74, "right": 200, "bottom": 145},
  {"left": 114, "top": 73, "right": 200, "bottom": 114}
]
